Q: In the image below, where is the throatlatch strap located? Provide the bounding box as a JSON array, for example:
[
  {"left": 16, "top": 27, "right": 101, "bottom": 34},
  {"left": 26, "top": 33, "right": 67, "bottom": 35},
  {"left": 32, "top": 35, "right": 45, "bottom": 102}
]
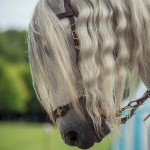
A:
[{"left": 57, "top": 0, "right": 80, "bottom": 63}]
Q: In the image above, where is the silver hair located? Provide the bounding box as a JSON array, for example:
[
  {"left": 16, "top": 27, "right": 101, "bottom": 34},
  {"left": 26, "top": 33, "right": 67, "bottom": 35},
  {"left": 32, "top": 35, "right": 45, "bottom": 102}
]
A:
[{"left": 28, "top": 0, "right": 150, "bottom": 132}]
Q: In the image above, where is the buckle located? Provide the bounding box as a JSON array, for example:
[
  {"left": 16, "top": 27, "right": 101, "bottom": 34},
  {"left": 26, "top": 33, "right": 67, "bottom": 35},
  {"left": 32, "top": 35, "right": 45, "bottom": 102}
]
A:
[
  {"left": 55, "top": 107, "right": 64, "bottom": 117},
  {"left": 75, "top": 45, "right": 80, "bottom": 50},
  {"left": 72, "top": 30, "right": 78, "bottom": 40}
]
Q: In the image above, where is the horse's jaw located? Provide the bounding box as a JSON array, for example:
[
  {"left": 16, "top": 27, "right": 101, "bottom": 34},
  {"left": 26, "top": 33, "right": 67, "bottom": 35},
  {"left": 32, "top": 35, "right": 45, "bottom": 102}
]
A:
[{"left": 56, "top": 109, "right": 110, "bottom": 149}]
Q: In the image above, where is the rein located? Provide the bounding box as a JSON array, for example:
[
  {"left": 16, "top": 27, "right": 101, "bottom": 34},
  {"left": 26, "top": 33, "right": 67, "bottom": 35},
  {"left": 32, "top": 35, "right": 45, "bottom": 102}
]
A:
[
  {"left": 117, "top": 90, "right": 150, "bottom": 124},
  {"left": 53, "top": 0, "right": 150, "bottom": 124}
]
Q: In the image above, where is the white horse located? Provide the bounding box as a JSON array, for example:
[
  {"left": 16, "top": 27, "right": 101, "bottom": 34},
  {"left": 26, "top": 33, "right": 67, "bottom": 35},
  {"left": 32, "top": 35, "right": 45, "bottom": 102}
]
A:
[{"left": 28, "top": 0, "right": 150, "bottom": 149}]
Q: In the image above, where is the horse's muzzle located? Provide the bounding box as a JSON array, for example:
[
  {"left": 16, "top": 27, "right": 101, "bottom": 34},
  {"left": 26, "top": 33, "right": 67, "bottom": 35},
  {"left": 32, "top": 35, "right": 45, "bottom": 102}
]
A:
[
  {"left": 56, "top": 108, "right": 110, "bottom": 149},
  {"left": 63, "top": 128, "right": 95, "bottom": 149}
]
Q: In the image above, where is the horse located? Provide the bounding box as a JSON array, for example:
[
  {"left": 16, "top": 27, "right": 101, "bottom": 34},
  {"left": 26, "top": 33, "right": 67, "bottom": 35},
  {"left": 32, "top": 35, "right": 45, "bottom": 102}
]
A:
[{"left": 28, "top": 0, "right": 150, "bottom": 149}]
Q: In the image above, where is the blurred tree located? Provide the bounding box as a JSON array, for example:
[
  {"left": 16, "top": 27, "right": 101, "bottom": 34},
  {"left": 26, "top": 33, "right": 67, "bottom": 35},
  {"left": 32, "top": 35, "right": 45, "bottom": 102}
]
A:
[
  {"left": 0, "top": 30, "right": 28, "bottom": 63},
  {"left": 0, "top": 58, "right": 30, "bottom": 113},
  {"left": 0, "top": 30, "right": 46, "bottom": 120}
]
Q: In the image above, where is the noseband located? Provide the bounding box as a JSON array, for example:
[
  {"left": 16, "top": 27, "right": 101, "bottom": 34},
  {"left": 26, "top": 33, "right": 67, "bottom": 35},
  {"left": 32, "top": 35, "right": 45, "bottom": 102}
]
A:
[{"left": 52, "top": 0, "right": 150, "bottom": 124}]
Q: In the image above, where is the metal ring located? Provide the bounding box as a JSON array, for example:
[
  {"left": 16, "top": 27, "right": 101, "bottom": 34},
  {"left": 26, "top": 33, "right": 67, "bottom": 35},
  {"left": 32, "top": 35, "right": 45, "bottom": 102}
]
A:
[{"left": 72, "top": 30, "right": 78, "bottom": 40}]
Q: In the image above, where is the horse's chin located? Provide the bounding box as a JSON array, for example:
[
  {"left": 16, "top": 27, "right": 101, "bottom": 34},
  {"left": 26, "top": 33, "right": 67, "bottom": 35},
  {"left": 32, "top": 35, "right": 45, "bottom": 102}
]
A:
[{"left": 56, "top": 109, "right": 110, "bottom": 149}]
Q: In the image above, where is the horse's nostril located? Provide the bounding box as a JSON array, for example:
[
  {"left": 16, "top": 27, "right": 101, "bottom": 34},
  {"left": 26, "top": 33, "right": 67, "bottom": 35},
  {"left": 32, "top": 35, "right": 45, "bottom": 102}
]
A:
[
  {"left": 68, "top": 131, "right": 78, "bottom": 141},
  {"left": 65, "top": 131, "right": 78, "bottom": 146}
]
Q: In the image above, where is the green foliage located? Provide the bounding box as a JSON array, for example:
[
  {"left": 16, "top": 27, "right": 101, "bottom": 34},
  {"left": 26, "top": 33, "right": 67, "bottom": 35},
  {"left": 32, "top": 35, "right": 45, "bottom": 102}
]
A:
[
  {"left": 0, "top": 58, "right": 30, "bottom": 112},
  {"left": 17, "top": 63, "right": 43, "bottom": 113},
  {"left": 0, "top": 29, "right": 43, "bottom": 114},
  {"left": 0, "top": 30, "right": 28, "bottom": 63}
]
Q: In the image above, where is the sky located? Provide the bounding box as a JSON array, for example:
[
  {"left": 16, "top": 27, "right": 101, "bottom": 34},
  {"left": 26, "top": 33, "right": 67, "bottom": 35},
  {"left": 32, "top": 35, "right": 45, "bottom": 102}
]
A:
[{"left": 0, "top": 0, "right": 38, "bottom": 31}]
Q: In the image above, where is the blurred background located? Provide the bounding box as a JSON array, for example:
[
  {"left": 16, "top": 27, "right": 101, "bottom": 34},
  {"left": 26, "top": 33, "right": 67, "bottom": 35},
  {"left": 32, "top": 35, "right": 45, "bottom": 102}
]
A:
[
  {"left": 0, "top": 0, "right": 112, "bottom": 150},
  {"left": 1, "top": 0, "right": 149, "bottom": 150}
]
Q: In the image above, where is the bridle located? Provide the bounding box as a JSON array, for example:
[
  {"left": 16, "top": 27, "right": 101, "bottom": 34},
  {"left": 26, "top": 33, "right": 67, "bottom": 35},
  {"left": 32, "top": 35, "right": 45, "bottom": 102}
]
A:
[
  {"left": 52, "top": 0, "right": 150, "bottom": 124},
  {"left": 57, "top": 0, "right": 80, "bottom": 63}
]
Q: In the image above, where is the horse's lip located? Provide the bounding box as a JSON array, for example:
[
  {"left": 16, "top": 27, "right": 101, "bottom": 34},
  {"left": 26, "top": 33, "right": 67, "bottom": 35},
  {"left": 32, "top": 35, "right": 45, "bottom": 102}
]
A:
[
  {"left": 96, "top": 137, "right": 102, "bottom": 143},
  {"left": 77, "top": 134, "right": 100, "bottom": 149},
  {"left": 78, "top": 141, "right": 95, "bottom": 149},
  {"left": 95, "top": 134, "right": 103, "bottom": 143}
]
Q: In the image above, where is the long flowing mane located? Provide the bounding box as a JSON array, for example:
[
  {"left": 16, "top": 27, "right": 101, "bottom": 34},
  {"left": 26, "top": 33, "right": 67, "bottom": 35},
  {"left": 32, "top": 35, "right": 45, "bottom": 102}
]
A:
[{"left": 28, "top": 0, "right": 150, "bottom": 131}]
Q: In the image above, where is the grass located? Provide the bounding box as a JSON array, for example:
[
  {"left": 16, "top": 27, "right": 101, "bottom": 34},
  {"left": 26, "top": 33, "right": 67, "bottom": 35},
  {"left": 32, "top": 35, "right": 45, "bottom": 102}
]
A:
[{"left": 0, "top": 122, "right": 112, "bottom": 150}]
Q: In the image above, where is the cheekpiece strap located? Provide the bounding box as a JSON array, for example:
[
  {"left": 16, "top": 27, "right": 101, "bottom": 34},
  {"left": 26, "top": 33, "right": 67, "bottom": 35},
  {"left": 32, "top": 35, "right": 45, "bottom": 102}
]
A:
[{"left": 57, "top": 0, "right": 80, "bottom": 63}]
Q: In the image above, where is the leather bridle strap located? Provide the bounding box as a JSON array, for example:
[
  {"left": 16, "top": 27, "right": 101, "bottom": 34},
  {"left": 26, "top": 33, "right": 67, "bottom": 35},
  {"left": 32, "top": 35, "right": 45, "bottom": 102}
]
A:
[
  {"left": 57, "top": 0, "right": 80, "bottom": 63},
  {"left": 53, "top": 104, "right": 70, "bottom": 120},
  {"left": 52, "top": 95, "right": 86, "bottom": 121},
  {"left": 53, "top": 0, "right": 81, "bottom": 121},
  {"left": 118, "top": 90, "right": 150, "bottom": 124}
]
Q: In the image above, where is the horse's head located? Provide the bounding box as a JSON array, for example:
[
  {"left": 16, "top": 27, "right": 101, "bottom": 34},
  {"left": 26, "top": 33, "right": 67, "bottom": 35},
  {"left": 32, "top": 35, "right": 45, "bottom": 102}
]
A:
[
  {"left": 28, "top": 0, "right": 150, "bottom": 148},
  {"left": 27, "top": 0, "right": 120, "bottom": 148}
]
